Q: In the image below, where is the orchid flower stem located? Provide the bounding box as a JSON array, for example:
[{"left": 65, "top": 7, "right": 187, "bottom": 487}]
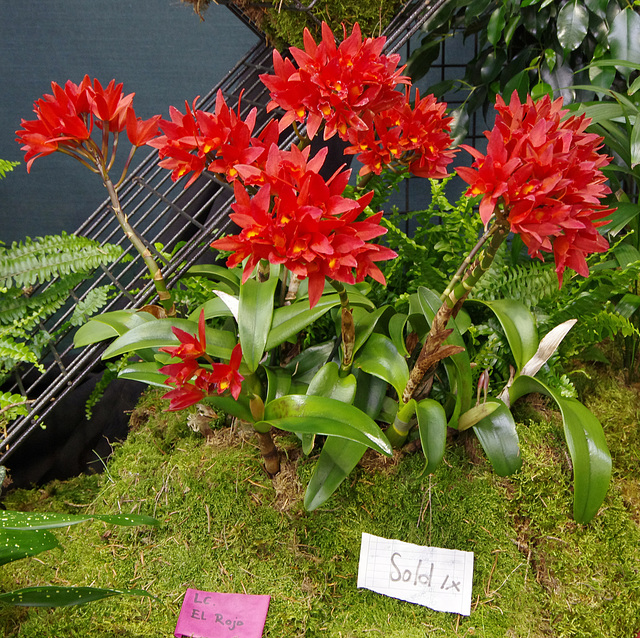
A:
[
  {"left": 385, "top": 400, "right": 416, "bottom": 449},
  {"left": 329, "top": 280, "right": 355, "bottom": 376},
  {"left": 102, "top": 173, "right": 174, "bottom": 315},
  {"left": 402, "top": 213, "right": 509, "bottom": 404},
  {"left": 292, "top": 122, "right": 311, "bottom": 149}
]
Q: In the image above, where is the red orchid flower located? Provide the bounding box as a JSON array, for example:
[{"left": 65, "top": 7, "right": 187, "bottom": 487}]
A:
[
  {"left": 160, "top": 310, "right": 207, "bottom": 360},
  {"left": 210, "top": 344, "right": 244, "bottom": 400},
  {"left": 456, "top": 91, "right": 612, "bottom": 284}
]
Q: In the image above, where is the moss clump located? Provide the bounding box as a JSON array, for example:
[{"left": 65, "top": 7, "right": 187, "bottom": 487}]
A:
[
  {"left": 182, "top": 0, "right": 404, "bottom": 48},
  {"left": 1, "top": 378, "right": 640, "bottom": 636}
]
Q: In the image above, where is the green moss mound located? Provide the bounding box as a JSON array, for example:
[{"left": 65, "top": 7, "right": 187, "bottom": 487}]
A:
[{"left": 1, "top": 374, "right": 640, "bottom": 637}]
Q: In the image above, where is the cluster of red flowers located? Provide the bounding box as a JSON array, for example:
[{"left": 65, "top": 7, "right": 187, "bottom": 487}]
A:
[
  {"left": 159, "top": 311, "right": 244, "bottom": 410},
  {"left": 344, "top": 88, "right": 456, "bottom": 178},
  {"left": 16, "top": 76, "right": 160, "bottom": 172},
  {"left": 457, "top": 92, "right": 612, "bottom": 282},
  {"left": 210, "top": 143, "right": 397, "bottom": 307},
  {"left": 260, "top": 22, "right": 409, "bottom": 141},
  {"left": 148, "top": 91, "right": 279, "bottom": 189}
]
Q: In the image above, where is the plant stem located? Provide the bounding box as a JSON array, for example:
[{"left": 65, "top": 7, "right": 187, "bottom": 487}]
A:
[
  {"left": 101, "top": 173, "right": 174, "bottom": 315},
  {"left": 330, "top": 280, "right": 355, "bottom": 375},
  {"left": 402, "top": 215, "right": 509, "bottom": 404}
]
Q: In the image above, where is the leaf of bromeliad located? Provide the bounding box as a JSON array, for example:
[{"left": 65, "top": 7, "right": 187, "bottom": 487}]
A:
[
  {"left": 354, "top": 333, "right": 409, "bottom": 398},
  {"left": 416, "top": 398, "right": 448, "bottom": 475},
  {"left": 262, "top": 394, "right": 392, "bottom": 456},
  {"left": 0, "top": 528, "right": 59, "bottom": 566},
  {"left": 509, "top": 375, "right": 611, "bottom": 523},
  {"left": 472, "top": 399, "right": 522, "bottom": 476},
  {"left": 238, "top": 272, "right": 279, "bottom": 372},
  {"left": 0, "top": 586, "right": 153, "bottom": 607},
  {"left": 304, "top": 372, "right": 387, "bottom": 511},
  {"left": 102, "top": 319, "right": 235, "bottom": 360}
]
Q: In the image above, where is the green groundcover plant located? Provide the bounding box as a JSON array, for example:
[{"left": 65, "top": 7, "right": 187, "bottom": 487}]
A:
[{"left": 17, "top": 22, "right": 621, "bottom": 524}]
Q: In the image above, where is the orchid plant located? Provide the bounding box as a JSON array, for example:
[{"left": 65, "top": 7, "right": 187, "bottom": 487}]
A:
[{"left": 18, "top": 23, "right": 615, "bottom": 522}]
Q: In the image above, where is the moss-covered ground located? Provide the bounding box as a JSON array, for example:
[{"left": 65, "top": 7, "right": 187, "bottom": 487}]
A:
[{"left": 1, "top": 366, "right": 639, "bottom": 637}]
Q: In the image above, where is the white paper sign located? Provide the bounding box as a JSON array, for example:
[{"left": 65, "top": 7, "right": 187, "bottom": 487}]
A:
[{"left": 357, "top": 532, "right": 474, "bottom": 616}]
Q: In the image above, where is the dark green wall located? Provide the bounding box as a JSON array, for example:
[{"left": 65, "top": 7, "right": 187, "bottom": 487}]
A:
[{"left": 0, "top": 0, "right": 258, "bottom": 244}]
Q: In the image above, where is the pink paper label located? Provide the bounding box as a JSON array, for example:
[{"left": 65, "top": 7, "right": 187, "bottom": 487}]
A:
[{"left": 175, "top": 589, "right": 270, "bottom": 638}]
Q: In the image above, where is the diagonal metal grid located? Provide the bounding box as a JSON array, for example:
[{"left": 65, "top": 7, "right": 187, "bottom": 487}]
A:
[{"left": 1, "top": 0, "right": 470, "bottom": 464}]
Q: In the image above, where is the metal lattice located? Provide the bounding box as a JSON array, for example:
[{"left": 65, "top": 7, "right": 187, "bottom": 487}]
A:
[{"left": 1, "top": 0, "right": 468, "bottom": 465}]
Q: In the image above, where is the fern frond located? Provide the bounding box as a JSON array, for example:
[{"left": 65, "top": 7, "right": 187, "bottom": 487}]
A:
[
  {"left": 0, "top": 337, "right": 44, "bottom": 371},
  {"left": 69, "top": 285, "right": 113, "bottom": 326},
  {"left": 0, "top": 233, "right": 122, "bottom": 289},
  {"left": 0, "top": 159, "right": 19, "bottom": 180},
  {"left": 0, "top": 272, "right": 86, "bottom": 327}
]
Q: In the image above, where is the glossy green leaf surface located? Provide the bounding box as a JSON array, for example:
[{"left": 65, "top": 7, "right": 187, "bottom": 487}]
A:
[
  {"left": 303, "top": 372, "right": 387, "bottom": 511},
  {"left": 0, "top": 511, "right": 159, "bottom": 530},
  {"left": 102, "top": 319, "right": 235, "bottom": 360},
  {"left": 477, "top": 299, "right": 538, "bottom": 372},
  {"left": 416, "top": 398, "right": 448, "bottom": 475},
  {"left": 0, "top": 586, "right": 152, "bottom": 607},
  {"left": 306, "top": 362, "right": 356, "bottom": 404},
  {"left": 264, "top": 366, "right": 293, "bottom": 404},
  {"left": 0, "top": 529, "right": 58, "bottom": 566},
  {"left": 118, "top": 362, "right": 167, "bottom": 388},
  {"left": 609, "top": 8, "right": 640, "bottom": 78},
  {"left": 510, "top": 375, "right": 611, "bottom": 522},
  {"left": 354, "top": 333, "right": 408, "bottom": 398},
  {"left": 73, "top": 310, "right": 153, "bottom": 347},
  {"left": 266, "top": 295, "right": 341, "bottom": 351},
  {"left": 238, "top": 273, "right": 279, "bottom": 372},
  {"left": 263, "top": 395, "right": 392, "bottom": 456},
  {"left": 282, "top": 341, "right": 335, "bottom": 384},
  {"left": 472, "top": 399, "right": 522, "bottom": 476},
  {"left": 557, "top": 0, "right": 589, "bottom": 53}
]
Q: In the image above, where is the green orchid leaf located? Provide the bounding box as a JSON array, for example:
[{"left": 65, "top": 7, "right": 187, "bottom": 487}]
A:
[
  {"left": 509, "top": 375, "right": 611, "bottom": 523},
  {"left": 118, "top": 362, "right": 167, "bottom": 388},
  {"left": 304, "top": 372, "right": 387, "bottom": 511},
  {"left": 416, "top": 287, "right": 473, "bottom": 426},
  {"left": 73, "top": 310, "right": 154, "bottom": 347},
  {"left": 388, "top": 312, "right": 410, "bottom": 357},
  {"left": 265, "top": 295, "right": 342, "bottom": 351},
  {"left": 458, "top": 401, "right": 501, "bottom": 431},
  {"left": 0, "top": 529, "right": 59, "bottom": 566},
  {"left": 102, "top": 319, "right": 235, "bottom": 360},
  {"left": 416, "top": 398, "right": 448, "bottom": 475},
  {"left": 307, "top": 362, "right": 356, "bottom": 404},
  {"left": 191, "top": 293, "right": 237, "bottom": 322},
  {"left": 263, "top": 395, "right": 392, "bottom": 456},
  {"left": 263, "top": 366, "right": 293, "bottom": 405},
  {"left": 475, "top": 299, "right": 539, "bottom": 372},
  {"left": 204, "top": 394, "right": 254, "bottom": 423},
  {"left": 0, "top": 511, "right": 159, "bottom": 531},
  {"left": 282, "top": 341, "right": 335, "bottom": 384},
  {"left": 354, "top": 333, "right": 408, "bottom": 398},
  {"left": 185, "top": 264, "right": 240, "bottom": 293},
  {"left": 238, "top": 272, "right": 279, "bottom": 372},
  {"left": 472, "top": 399, "right": 522, "bottom": 476},
  {"left": 0, "top": 586, "right": 153, "bottom": 607},
  {"left": 351, "top": 305, "right": 392, "bottom": 358},
  {"left": 557, "top": 0, "right": 589, "bottom": 53}
]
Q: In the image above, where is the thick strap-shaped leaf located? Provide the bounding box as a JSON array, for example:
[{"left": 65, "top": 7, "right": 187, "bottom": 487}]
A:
[
  {"left": 474, "top": 299, "right": 538, "bottom": 373},
  {"left": 354, "top": 333, "right": 408, "bottom": 398},
  {"left": 510, "top": 375, "right": 611, "bottom": 523},
  {"left": 472, "top": 399, "right": 522, "bottom": 476},
  {"left": 0, "top": 511, "right": 159, "bottom": 530},
  {"left": 264, "top": 366, "right": 293, "bottom": 404},
  {"left": 263, "top": 395, "right": 392, "bottom": 456},
  {"left": 266, "top": 295, "right": 342, "bottom": 351},
  {"left": 304, "top": 372, "right": 387, "bottom": 511},
  {"left": 238, "top": 273, "right": 279, "bottom": 372},
  {"left": 102, "top": 319, "right": 235, "bottom": 360},
  {"left": 388, "top": 312, "right": 410, "bottom": 357},
  {"left": 0, "top": 529, "right": 58, "bottom": 565},
  {"left": 73, "top": 310, "right": 154, "bottom": 347},
  {"left": 282, "top": 341, "right": 335, "bottom": 384},
  {"left": 351, "top": 305, "right": 393, "bottom": 358},
  {"left": 186, "top": 264, "right": 241, "bottom": 293},
  {"left": 416, "top": 398, "right": 448, "bottom": 475},
  {"left": 118, "top": 361, "right": 167, "bottom": 388},
  {"left": 0, "top": 586, "right": 152, "bottom": 607}
]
